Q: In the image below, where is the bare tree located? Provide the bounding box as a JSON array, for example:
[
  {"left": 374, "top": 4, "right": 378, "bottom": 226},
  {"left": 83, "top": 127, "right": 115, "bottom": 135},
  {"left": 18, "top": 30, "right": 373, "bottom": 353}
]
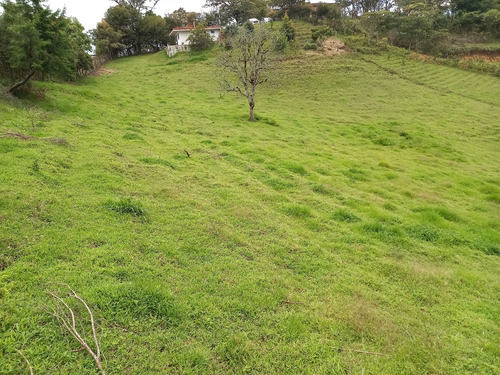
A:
[{"left": 217, "top": 26, "right": 277, "bottom": 121}]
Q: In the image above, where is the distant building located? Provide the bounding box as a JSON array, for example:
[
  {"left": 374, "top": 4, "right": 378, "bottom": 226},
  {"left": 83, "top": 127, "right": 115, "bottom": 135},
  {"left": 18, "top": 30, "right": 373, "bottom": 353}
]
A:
[{"left": 169, "top": 25, "right": 222, "bottom": 46}]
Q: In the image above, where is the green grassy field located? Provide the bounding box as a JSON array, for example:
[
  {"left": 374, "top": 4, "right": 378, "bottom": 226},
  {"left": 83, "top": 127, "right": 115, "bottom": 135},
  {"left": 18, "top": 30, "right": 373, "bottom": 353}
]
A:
[{"left": 1, "top": 47, "right": 499, "bottom": 374}]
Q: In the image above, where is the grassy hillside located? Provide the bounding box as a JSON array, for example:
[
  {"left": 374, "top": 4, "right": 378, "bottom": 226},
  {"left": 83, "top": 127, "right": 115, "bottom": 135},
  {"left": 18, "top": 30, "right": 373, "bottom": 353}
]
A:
[{"left": 0, "top": 49, "right": 499, "bottom": 374}]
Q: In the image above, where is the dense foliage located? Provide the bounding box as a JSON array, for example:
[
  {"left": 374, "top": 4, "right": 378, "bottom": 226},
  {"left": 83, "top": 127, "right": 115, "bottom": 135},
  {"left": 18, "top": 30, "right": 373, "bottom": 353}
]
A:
[
  {"left": 91, "top": 2, "right": 169, "bottom": 58},
  {"left": 0, "top": 0, "right": 92, "bottom": 93},
  {"left": 205, "top": 0, "right": 268, "bottom": 25},
  {"left": 187, "top": 24, "right": 216, "bottom": 51}
]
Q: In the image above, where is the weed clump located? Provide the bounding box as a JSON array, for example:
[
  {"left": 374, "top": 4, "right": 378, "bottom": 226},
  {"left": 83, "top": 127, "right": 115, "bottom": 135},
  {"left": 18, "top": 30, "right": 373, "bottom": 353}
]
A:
[
  {"left": 304, "top": 42, "right": 318, "bottom": 50},
  {"left": 332, "top": 209, "right": 361, "bottom": 223},
  {"left": 283, "top": 204, "right": 312, "bottom": 218},
  {"left": 105, "top": 197, "right": 147, "bottom": 217},
  {"left": 92, "top": 284, "right": 179, "bottom": 323},
  {"left": 406, "top": 224, "right": 440, "bottom": 242}
]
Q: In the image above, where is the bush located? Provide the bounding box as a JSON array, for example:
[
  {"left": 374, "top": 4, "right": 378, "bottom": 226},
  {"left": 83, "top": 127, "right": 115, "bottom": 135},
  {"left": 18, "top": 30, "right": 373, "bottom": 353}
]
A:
[
  {"left": 311, "top": 25, "right": 334, "bottom": 42},
  {"left": 343, "top": 35, "right": 384, "bottom": 54},
  {"left": 187, "top": 24, "right": 214, "bottom": 51},
  {"left": 303, "top": 41, "right": 318, "bottom": 50},
  {"left": 274, "top": 33, "right": 288, "bottom": 53}
]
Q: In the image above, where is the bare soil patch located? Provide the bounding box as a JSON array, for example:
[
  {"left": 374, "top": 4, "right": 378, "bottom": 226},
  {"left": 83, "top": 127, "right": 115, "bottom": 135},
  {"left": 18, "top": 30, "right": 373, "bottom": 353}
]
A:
[
  {"left": 460, "top": 52, "right": 500, "bottom": 62},
  {"left": 306, "top": 38, "right": 346, "bottom": 57},
  {"left": 91, "top": 68, "right": 116, "bottom": 77}
]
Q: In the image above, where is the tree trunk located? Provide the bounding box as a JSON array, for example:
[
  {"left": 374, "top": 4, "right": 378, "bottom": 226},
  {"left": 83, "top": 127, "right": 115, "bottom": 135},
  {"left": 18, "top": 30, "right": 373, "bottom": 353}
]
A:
[
  {"left": 7, "top": 70, "right": 36, "bottom": 94},
  {"left": 249, "top": 89, "right": 256, "bottom": 122}
]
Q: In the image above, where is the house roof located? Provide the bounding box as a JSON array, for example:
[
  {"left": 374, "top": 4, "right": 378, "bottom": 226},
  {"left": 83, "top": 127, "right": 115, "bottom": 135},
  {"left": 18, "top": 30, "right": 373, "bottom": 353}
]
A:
[
  {"left": 171, "top": 25, "right": 221, "bottom": 31},
  {"left": 169, "top": 25, "right": 221, "bottom": 37}
]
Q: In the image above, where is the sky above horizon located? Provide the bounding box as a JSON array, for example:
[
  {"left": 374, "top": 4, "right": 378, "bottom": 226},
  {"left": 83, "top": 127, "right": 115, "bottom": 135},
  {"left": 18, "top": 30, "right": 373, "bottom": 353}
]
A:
[{"left": 45, "top": 0, "right": 207, "bottom": 31}]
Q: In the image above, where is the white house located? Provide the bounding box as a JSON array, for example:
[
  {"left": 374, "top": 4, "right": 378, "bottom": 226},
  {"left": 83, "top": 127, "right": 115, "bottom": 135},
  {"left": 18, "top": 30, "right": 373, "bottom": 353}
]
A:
[{"left": 169, "top": 25, "right": 222, "bottom": 46}]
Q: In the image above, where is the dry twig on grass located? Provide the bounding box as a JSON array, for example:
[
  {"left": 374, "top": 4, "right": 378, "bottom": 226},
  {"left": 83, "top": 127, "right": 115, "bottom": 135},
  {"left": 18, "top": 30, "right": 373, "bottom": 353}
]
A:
[
  {"left": 46, "top": 283, "right": 106, "bottom": 375},
  {"left": 0, "top": 132, "right": 36, "bottom": 140},
  {"left": 16, "top": 349, "right": 34, "bottom": 375},
  {"left": 0, "top": 132, "right": 69, "bottom": 146}
]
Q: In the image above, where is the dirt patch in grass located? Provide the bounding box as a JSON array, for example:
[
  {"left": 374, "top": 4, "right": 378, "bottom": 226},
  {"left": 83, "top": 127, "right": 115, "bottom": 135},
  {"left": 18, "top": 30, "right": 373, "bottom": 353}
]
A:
[
  {"left": 322, "top": 38, "right": 346, "bottom": 55},
  {"left": 91, "top": 68, "right": 117, "bottom": 76},
  {"left": 460, "top": 52, "right": 500, "bottom": 62},
  {"left": 306, "top": 38, "right": 346, "bottom": 57}
]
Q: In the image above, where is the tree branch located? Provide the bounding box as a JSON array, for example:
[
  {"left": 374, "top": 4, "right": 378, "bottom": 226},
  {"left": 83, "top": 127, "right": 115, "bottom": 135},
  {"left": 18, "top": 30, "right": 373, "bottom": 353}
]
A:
[
  {"left": 16, "top": 349, "right": 34, "bottom": 375},
  {"left": 46, "top": 284, "right": 105, "bottom": 375},
  {"left": 7, "top": 70, "right": 36, "bottom": 94}
]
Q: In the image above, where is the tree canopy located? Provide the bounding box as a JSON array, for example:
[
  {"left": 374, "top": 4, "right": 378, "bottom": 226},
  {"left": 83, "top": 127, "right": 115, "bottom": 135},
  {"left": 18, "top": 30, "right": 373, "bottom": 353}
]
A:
[
  {"left": 204, "top": 0, "right": 268, "bottom": 25},
  {"left": 0, "top": 0, "right": 92, "bottom": 93},
  {"left": 92, "top": 1, "right": 170, "bottom": 57}
]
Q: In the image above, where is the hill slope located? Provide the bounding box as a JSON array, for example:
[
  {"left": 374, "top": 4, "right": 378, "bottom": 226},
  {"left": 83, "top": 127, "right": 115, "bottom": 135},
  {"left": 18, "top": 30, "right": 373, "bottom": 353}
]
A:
[{"left": 1, "top": 50, "right": 499, "bottom": 374}]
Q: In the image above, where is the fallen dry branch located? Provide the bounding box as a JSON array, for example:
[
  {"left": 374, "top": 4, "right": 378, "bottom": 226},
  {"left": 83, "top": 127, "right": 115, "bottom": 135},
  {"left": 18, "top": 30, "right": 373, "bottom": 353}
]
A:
[
  {"left": 16, "top": 349, "right": 34, "bottom": 375},
  {"left": 0, "top": 132, "right": 36, "bottom": 140},
  {"left": 333, "top": 347, "right": 388, "bottom": 357},
  {"left": 1, "top": 132, "right": 69, "bottom": 146},
  {"left": 46, "top": 283, "right": 105, "bottom": 375}
]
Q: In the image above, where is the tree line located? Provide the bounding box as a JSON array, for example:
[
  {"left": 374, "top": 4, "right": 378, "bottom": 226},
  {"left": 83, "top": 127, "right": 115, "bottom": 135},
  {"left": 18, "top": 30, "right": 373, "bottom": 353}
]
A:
[
  {"left": 2, "top": 0, "right": 498, "bottom": 94},
  {"left": 0, "top": 0, "right": 92, "bottom": 93}
]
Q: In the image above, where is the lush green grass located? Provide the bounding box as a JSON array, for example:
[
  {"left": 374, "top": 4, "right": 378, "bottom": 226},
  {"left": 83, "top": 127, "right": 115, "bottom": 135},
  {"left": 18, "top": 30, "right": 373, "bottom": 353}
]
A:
[{"left": 0, "top": 48, "right": 499, "bottom": 374}]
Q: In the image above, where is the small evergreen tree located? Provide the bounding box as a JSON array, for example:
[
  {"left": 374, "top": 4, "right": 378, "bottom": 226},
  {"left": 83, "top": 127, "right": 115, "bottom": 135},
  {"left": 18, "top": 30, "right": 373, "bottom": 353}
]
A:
[
  {"left": 281, "top": 14, "right": 295, "bottom": 41},
  {"left": 0, "top": 0, "right": 89, "bottom": 93}
]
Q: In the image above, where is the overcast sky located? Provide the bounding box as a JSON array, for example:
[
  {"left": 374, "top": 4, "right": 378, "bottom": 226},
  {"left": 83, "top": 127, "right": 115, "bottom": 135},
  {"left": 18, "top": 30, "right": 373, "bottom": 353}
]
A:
[{"left": 44, "top": 0, "right": 207, "bottom": 31}]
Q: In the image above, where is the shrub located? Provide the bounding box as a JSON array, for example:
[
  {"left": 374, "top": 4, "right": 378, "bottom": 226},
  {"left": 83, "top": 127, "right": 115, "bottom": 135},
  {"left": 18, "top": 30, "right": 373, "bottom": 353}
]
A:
[
  {"left": 187, "top": 24, "right": 214, "bottom": 51},
  {"left": 274, "top": 33, "right": 288, "bottom": 53},
  {"left": 304, "top": 41, "right": 318, "bottom": 50},
  {"left": 311, "top": 26, "right": 334, "bottom": 42}
]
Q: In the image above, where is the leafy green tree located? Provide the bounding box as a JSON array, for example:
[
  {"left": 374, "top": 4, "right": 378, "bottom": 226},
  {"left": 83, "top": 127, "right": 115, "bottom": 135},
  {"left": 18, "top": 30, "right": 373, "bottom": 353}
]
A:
[
  {"left": 204, "top": 0, "right": 268, "bottom": 25},
  {"left": 112, "top": 0, "right": 160, "bottom": 14},
  {"left": 140, "top": 14, "right": 168, "bottom": 51},
  {"left": 0, "top": 0, "right": 89, "bottom": 93},
  {"left": 105, "top": 5, "right": 142, "bottom": 54},
  {"left": 91, "top": 20, "right": 125, "bottom": 59},
  {"left": 452, "top": 0, "right": 500, "bottom": 14},
  {"left": 67, "top": 18, "right": 94, "bottom": 74},
  {"left": 482, "top": 8, "right": 500, "bottom": 34}
]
